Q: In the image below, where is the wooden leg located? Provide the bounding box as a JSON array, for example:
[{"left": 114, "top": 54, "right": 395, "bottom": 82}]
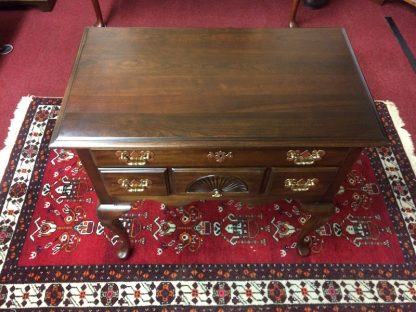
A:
[
  {"left": 97, "top": 204, "right": 132, "bottom": 259},
  {"left": 38, "top": 0, "right": 56, "bottom": 11},
  {"left": 92, "top": 0, "right": 105, "bottom": 27},
  {"left": 297, "top": 203, "right": 335, "bottom": 256},
  {"left": 289, "top": 0, "right": 301, "bottom": 28}
]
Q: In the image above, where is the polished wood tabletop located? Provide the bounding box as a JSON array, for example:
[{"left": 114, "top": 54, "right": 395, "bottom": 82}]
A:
[{"left": 51, "top": 27, "right": 387, "bottom": 149}]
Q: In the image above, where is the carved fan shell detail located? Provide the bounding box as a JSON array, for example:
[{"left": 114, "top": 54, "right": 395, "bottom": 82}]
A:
[{"left": 186, "top": 175, "right": 248, "bottom": 193}]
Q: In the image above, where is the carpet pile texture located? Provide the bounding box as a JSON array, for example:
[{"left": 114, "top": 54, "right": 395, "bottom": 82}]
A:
[{"left": 0, "top": 97, "right": 415, "bottom": 310}]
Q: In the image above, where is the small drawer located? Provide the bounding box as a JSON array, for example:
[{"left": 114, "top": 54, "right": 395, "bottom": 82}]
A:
[
  {"left": 267, "top": 167, "right": 338, "bottom": 197},
  {"left": 100, "top": 168, "right": 168, "bottom": 200},
  {"left": 91, "top": 148, "right": 348, "bottom": 167},
  {"left": 170, "top": 168, "right": 266, "bottom": 197}
]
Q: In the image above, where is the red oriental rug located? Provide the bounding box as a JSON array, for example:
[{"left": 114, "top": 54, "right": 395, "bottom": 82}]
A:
[{"left": 0, "top": 96, "right": 416, "bottom": 311}]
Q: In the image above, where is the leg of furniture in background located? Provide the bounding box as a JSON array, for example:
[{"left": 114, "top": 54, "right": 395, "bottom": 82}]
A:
[
  {"left": 289, "top": 0, "right": 301, "bottom": 28},
  {"left": 91, "top": 0, "right": 304, "bottom": 28},
  {"left": 92, "top": 0, "right": 105, "bottom": 27},
  {"left": 38, "top": 0, "right": 55, "bottom": 11}
]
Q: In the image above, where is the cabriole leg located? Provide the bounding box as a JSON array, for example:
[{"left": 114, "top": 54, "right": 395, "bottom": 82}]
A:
[
  {"left": 97, "top": 204, "right": 132, "bottom": 259},
  {"left": 297, "top": 203, "right": 335, "bottom": 256}
]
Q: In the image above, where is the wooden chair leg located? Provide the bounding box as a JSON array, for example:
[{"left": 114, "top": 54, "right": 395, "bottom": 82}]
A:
[
  {"left": 289, "top": 0, "right": 301, "bottom": 28},
  {"left": 92, "top": 0, "right": 105, "bottom": 27}
]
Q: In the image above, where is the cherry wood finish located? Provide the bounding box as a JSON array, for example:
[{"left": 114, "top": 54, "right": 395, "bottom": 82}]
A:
[
  {"left": 97, "top": 204, "right": 131, "bottom": 259},
  {"left": 171, "top": 168, "right": 266, "bottom": 196},
  {"left": 91, "top": 148, "right": 349, "bottom": 168},
  {"left": 100, "top": 168, "right": 169, "bottom": 199},
  {"left": 50, "top": 28, "right": 388, "bottom": 259},
  {"left": 268, "top": 167, "right": 338, "bottom": 197}
]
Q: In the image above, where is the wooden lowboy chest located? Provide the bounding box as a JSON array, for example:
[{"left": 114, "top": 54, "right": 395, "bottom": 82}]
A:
[{"left": 50, "top": 27, "right": 388, "bottom": 259}]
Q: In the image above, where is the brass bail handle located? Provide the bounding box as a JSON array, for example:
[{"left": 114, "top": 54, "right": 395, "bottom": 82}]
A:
[
  {"left": 287, "top": 150, "right": 325, "bottom": 166},
  {"left": 118, "top": 178, "right": 152, "bottom": 193},
  {"left": 284, "top": 178, "right": 319, "bottom": 192},
  {"left": 116, "top": 150, "right": 154, "bottom": 166}
]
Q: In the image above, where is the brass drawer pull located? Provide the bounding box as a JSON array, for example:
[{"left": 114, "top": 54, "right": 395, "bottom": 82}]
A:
[
  {"left": 115, "top": 150, "right": 154, "bottom": 166},
  {"left": 284, "top": 178, "right": 319, "bottom": 192},
  {"left": 286, "top": 150, "right": 325, "bottom": 166},
  {"left": 118, "top": 178, "right": 152, "bottom": 193},
  {"left": 207, "top": 151, "right": 233, "bottom": 163},
  {"left": 211, "top": 188, "right": 223, "bottom": 198}
]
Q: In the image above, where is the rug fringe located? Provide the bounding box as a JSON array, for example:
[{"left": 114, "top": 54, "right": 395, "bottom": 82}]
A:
[
  {"left": 0, "top": 96, "right": 33, "bottom": 181},
  {"left": 380, "top": 100, "right": 416, "bottom": 174}
]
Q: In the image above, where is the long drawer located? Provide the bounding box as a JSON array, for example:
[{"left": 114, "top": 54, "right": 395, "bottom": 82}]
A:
[
  {"left": 267, "top": 167, "right": 338, "bottom": 198},
  {"left": 99, "top": 168, "right": 168, "bottom": 201},
  {"left": 91, "top": 148, "right": 348, "bottom": 168},
  {"left": 170, "top": 168, "right": 266, "bottom": 197}
]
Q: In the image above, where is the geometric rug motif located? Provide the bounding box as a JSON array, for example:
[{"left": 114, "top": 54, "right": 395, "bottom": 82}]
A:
[
  {"left": 0, "top": 97, "right": 415, "bottom": 310},
  {"left": 18, "top": 149, "right": 402, "bottom": 266}
]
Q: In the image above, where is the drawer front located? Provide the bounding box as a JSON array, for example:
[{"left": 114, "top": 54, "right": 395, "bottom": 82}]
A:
[
  {"left": 171, "top": 168, "right": 266, "bottom": 197},
  {"left": 267, "top": 167, "right": 338, "bottom": 197},
  {"left": 100, "top": 168, "right": 168, "bottom": 200},
  {"left": 91, "top": 148, "right": 348, "bottom": 167}
]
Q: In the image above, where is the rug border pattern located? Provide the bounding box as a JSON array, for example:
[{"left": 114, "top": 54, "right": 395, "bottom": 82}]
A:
[
  {"left": 0, "top": 101, "right": 59, "bottom": 272},
  {"left": 1, "top": 279, "right": 416, "bottom": 309},
  {"left": 0, "top": 98, "right": 416, "bottom": 310}
]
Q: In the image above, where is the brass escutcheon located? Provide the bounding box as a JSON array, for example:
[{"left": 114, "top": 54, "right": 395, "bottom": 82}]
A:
[
  {"left": 118, "top": 178, "right": 152, "bottom": 193},
  {"left": 211, "top": 188, "right": 223, "bottom": 198},
  {"left": 207, "top": 151, "right": 233, "bottom": 163},
  {"left": 284, "top": 178, "right": 319, "bottom": 192},
  {"left": 286, "top": 150, "right": 325, "bottom": 166},
  {"left": 115, "top": 150, "right": 154, "bottom": 166}
]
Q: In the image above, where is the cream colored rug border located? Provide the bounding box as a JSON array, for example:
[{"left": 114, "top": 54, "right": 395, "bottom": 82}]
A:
[
  {"left": 0, "top": 96, "right": 33, "bottom": 181},
  {"left": 381, "top": 100, "right": 416, "bottom": 175}
]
